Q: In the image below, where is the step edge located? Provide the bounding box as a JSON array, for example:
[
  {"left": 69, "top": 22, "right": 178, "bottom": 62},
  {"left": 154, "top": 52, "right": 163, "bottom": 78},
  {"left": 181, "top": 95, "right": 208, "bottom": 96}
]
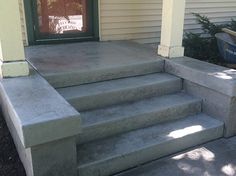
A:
[
  {"left": 82, "top": 99, "right": 202, "bottom": 128},
  {"left": 77, "top": 116, "right": 223, "bottom": 168}
]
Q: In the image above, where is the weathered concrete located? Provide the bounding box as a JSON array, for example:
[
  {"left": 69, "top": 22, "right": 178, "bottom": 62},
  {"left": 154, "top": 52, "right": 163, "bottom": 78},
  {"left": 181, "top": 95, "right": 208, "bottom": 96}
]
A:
[
  {"left": 26, "top": 41, "right": 164, "bottom": 88},
  {"left": 2, "top": 103, "right": 77, "bottom": 176},
  {"left": 116, "top": 137, "right": 236, "bottom": 176},
  {"left": 77, "top": 93, "right": 201, "bottom": 144},
  {"left": 0, "top": 69, "right": 80, "bottom": 176},
  {"left": 77, "top": 114, "right": 223, "bottom": 176},
  {"left": 58, "top": 73, "right": 182, "bottom": 111},
  {"left": 165, "top": 57, "right": 236, "bottom": 137},
  {"left": 165, "top": 57, "right": 236, "bottom": 97},
  {"left": 0, "top": 69, "right": 81, "bottom": 147},
  {"left": 26, "top": 138, "right": 77, "bottom": 176},
  {"left": 184, "top": 80, "right": 236, "bottom": 137}
]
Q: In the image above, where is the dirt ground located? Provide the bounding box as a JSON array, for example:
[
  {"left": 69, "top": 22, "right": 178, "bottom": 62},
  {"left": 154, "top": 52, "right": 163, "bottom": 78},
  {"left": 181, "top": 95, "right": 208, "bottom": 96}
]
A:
[{"left": 0, "top": 113, "right": 26, "bottom": 176}]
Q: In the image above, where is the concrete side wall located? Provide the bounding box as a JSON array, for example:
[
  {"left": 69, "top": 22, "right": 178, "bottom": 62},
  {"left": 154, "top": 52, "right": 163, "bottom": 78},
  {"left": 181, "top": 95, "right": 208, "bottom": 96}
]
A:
[
  {"left": 184, "top": 80, "right": 236, "bottom": 137},
  {"left": 19, "top": 0, "right": 236, "bottom": 45},
  {"left": 165, "top": 57, "right": 236, "bottom": 137}
]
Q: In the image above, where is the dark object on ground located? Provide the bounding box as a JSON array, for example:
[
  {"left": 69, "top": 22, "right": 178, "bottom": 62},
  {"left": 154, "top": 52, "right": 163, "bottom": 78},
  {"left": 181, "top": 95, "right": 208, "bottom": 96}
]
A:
[
  {"left": 0, "top": 111, "right": 26, "bottom": 176},
  {"left": 183, "top": 13, "right": 236, "bottom": 64},
  {"left": 216, "top": 32, "right": 236, "bottom": 63}
]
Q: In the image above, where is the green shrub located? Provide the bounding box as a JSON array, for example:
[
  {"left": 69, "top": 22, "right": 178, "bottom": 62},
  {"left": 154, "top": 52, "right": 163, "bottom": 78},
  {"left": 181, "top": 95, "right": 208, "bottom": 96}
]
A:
[{"left": 183, "top": 13, "right": 236, "bottom": 63}]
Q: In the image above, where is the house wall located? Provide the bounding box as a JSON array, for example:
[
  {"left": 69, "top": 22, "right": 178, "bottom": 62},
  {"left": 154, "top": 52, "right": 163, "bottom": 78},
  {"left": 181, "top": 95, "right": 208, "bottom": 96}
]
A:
[{"left": 19, "top": 0, "right": 236, "bottom": 45}]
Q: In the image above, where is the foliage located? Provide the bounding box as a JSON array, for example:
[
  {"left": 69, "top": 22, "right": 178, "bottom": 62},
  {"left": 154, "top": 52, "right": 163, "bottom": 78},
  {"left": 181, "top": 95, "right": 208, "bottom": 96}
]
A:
[{"left": 183, "top": 13, "right": 236, "bottom": 63}]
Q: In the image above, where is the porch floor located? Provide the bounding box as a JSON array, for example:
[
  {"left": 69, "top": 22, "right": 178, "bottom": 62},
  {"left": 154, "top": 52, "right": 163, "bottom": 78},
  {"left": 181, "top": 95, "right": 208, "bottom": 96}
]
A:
[{"left": 25, "top": 41, "right": 161, "bottom": 80}]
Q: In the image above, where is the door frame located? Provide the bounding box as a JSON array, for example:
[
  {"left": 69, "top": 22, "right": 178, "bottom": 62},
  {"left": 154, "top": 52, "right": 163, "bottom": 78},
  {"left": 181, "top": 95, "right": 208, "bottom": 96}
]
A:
[{"left": 24, "top": 0, "right": 99, "bottom": 45}]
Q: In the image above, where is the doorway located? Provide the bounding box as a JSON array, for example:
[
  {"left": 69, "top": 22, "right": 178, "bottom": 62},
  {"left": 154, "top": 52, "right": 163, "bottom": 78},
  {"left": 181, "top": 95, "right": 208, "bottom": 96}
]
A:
[{"left": 24, "top": 0, "right": 99, "bottom": 45}]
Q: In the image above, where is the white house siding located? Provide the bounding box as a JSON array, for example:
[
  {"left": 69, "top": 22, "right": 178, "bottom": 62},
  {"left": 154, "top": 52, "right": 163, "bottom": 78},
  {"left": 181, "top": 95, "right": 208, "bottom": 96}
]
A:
[
  {"left": 20, "top": 0, "right": 236, "bottom": 45},
  {"left": 99, "top": 0, "right": 162, "bottom": 44},
  {"left": 100, "top": 0, "right": 236, "bottom": 44},
  {"left": 185, "top": 0, "right": 236, "bottom": 35}
]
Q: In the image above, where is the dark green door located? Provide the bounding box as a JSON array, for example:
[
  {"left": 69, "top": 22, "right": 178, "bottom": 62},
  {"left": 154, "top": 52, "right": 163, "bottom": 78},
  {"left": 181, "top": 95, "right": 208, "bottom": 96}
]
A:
[{"left": 25, "top": 0, "right": 99, "bottom": 45}]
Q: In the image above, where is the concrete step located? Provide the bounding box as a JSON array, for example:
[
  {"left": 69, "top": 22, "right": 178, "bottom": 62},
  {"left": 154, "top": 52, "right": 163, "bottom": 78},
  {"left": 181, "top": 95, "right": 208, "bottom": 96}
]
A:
[
  {"left": 77, "top": 93, "right": 202, "bottom": 144},
  {"left": 57, "top": 73, "right": 182, "bottom": 111},
  {"left": 77, "top": 114, "right": 224, "bottom": 176},
  {"left": 26, "top": 41, "right": 164, "bottom": 88}
]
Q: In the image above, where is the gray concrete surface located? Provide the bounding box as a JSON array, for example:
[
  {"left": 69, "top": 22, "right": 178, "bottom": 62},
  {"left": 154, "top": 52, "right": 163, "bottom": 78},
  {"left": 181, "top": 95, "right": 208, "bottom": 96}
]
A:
[
  {"left": 77, "top": 114, "right": 223, "bottom": 176},
  {"left": 77, "top": 93, "right": 201, "bottom": 144},
  {"left": 27, "top": 137, "right": 77, "bottom": 176},
  {"left": 0, "top": 69, "right": 81, "bottom": 176},
  {"left": 165, "top": 57, "right": 236, "bottom": 137},
  {"left": 117, "top": 136, "right": 236, "bottom": 176},
  {"left": 165, "top": 57, "right": 236, "bottom": 97},
  {"left": 184, "top": 80, "right": 236, "bottom": 137},
  {"left": 0, "top": 69, "right": 81, "bottom": 148},
  {"left": 57, "top": 73, "right": 182, "bottom": 111},
  {"left": 26, "top": 41, "right": 164, "bottom": 88}
]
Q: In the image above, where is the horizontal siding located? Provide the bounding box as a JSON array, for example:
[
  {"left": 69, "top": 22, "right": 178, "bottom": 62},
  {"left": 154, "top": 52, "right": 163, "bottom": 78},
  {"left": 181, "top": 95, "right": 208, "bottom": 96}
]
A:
[
  {"left": 19, "top": 0, "right": 236, "bottom": 45},
  {"left": 100, "top": 0, "right": 236, "bottom": 44},
  {"left": 100, "top": 0, "right": 162, "bottom": 44},
  {"left": 185, "top": 0, "right": 236, "bottom": 35}
]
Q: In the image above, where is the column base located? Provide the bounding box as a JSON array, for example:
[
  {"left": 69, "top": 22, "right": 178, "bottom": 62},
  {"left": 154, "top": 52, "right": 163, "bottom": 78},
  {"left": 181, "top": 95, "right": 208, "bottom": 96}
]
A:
[
  {"left": 0, "top": 60, "right": 29, "bottom": 78},
  {"left": 158, "top": 45, "right": 184, "bottom": 58}
]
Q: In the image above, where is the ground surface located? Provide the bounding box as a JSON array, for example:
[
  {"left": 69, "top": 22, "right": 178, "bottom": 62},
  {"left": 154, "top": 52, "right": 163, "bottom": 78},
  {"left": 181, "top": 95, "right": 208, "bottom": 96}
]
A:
[
  {"left": 118, "top": 137, "right": 236, "bottom": 176},
  {"left": 0, "top": 113, "right": 26, "bottom": 176}
]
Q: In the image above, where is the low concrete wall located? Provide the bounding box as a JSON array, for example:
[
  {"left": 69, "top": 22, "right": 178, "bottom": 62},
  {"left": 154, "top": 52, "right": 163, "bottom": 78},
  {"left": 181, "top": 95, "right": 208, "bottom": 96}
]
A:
[
  {"left": 165, "top": 57, "right": 236, "bottom": 137},
  {"left": 0, "top": 69, "right": 81, "bottom": 176}
]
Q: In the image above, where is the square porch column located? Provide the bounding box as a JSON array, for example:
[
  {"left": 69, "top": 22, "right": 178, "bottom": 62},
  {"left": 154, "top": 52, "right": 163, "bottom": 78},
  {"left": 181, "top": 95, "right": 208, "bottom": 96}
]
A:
[
  {"left": 158, "top": 0, "right": 186, "bottom": 58},
  {"left": 0, "top": 1, "right": 29, "bottom": 77}
]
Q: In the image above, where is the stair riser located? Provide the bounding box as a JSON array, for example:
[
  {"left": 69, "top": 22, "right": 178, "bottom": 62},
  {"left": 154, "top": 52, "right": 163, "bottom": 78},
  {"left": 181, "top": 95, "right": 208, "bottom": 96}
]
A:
[
  {"left": 47, "top": 61, "right": 164, "bottom": 88},
  {"left": 76, "top": 101, "right": 201, "bottom": 144},
  {"left": 68, "top": 79, "right": 182, "bottom": 111},
  {"left": 78, "top": 125, "right": 223, "bottom": 176}
]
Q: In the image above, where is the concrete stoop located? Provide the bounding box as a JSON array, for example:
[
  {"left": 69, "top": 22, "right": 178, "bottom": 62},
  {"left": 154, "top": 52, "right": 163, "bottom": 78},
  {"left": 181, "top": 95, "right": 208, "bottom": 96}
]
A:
[
  {"left": 3, "top": 45, "right": 236, "bottom": 176},
  {"left": 55, "top": 59, "right": 223, "bottom": 176}
]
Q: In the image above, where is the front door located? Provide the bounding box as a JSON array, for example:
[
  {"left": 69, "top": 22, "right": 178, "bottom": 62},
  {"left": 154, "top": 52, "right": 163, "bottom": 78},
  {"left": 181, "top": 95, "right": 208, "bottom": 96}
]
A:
[{"left": 25, "top": 0, "right": 99, "bottom": 44}]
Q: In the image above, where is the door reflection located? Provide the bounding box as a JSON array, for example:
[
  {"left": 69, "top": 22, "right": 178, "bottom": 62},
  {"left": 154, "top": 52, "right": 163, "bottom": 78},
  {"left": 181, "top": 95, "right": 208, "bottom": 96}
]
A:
[{"left": 37, "top": 0, "right": 88, "bottom": 34}]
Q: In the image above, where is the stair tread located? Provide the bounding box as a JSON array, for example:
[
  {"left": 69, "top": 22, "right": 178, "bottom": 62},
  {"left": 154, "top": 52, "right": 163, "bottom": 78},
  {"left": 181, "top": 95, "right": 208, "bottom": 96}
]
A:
[
  {"left": 81, "top": 93, "right": 200, "bottom": 128},
  {"left": 57, "top": 73, "right": 180, "bottom": 100},
  {"left": 77, "top": 114, "right": 223, "bottom": 167}
]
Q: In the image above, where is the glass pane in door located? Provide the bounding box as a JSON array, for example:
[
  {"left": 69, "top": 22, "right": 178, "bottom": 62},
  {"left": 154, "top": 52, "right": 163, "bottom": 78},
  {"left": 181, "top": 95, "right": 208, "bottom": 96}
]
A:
[{"left": 37, "top": 0, "right": 88, "bottom": 35}]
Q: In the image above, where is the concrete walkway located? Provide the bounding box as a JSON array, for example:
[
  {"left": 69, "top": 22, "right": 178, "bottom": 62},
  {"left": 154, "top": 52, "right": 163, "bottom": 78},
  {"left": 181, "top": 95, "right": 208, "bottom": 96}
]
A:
[{"left": 117, "top": 137, "right": 236, "bottom": 176}]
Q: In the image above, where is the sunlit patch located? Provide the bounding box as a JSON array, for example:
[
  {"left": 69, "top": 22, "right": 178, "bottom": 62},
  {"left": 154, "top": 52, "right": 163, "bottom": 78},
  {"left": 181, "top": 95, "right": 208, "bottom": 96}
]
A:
[
  {"left": 177, "top": 162, "right": 202, "bottom": 174},
  {"left": 199, "top": 148, "right": 215, "bottom": 161},
  {"left": 168, "top": 125, "right": 203, "bottom": 139},
  {"left": 209, "top": 72, "right": 233, "bottom": 80},
  {"left": 178, "top": 162, "right": 191, "bottom": 172},
  {"left": 221, "top": 164, "right": 236, "bottom": 176},
  {"left": 172, "top": 147, "right": 215, "bottom": 162},
  {"left": 223, "top": 69, "right": 236, "bottom": 75}
]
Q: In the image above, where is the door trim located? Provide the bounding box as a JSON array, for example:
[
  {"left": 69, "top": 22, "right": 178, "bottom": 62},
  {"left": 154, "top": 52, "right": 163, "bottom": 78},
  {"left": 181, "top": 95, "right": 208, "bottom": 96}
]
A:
[{"left": 24, "top": 0, "right": 99, "bottom": 45}]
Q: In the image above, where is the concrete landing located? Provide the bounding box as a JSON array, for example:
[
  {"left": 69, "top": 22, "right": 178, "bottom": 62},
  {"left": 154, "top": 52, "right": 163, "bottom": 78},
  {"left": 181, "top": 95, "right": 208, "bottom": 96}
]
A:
[
  {"left": 117, "top": 137, "right": 236, "bottom": 176},
  {"left": 25, "top": 41, "right": 163, "bottom": 88}
]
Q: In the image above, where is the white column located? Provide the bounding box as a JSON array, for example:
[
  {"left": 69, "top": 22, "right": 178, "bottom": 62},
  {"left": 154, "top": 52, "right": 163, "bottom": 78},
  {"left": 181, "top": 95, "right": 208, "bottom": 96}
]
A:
[
  {"left": 158, "top": 0, "right": 186, "bottom": 58},
  {"left": 0, "top": 1, "right": 29, "bottom": 78}
]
